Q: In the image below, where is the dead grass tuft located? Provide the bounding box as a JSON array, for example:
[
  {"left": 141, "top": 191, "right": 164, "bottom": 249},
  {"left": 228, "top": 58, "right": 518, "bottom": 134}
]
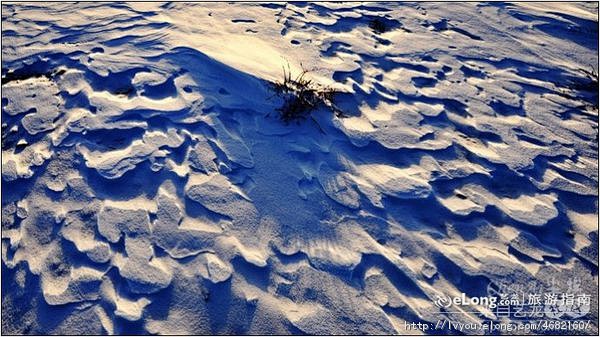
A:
[{"left": 271, "top": 63, "right": 343, "bottom": 129}]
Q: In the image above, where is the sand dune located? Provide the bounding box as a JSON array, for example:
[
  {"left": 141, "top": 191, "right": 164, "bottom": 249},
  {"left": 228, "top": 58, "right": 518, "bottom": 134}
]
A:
[{"left": 1, "top": 2, "right": 598, "bottom": 335}]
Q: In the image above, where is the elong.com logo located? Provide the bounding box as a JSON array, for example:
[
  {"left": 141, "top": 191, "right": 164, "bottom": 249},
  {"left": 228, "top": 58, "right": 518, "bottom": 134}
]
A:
[{"left": 434, "top": 293, "right": 498, "bottom": 309}]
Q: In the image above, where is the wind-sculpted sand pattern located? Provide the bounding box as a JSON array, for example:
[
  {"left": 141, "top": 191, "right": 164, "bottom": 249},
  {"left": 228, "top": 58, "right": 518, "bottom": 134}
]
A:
[{"left": 1, "top": 2, "right": 598, "bottom": 335}]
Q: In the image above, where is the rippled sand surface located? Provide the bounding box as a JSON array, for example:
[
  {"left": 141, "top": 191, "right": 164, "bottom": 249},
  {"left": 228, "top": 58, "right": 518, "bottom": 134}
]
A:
[{"left": 2, "top": 2, "right": 598, "bottom": 334}]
